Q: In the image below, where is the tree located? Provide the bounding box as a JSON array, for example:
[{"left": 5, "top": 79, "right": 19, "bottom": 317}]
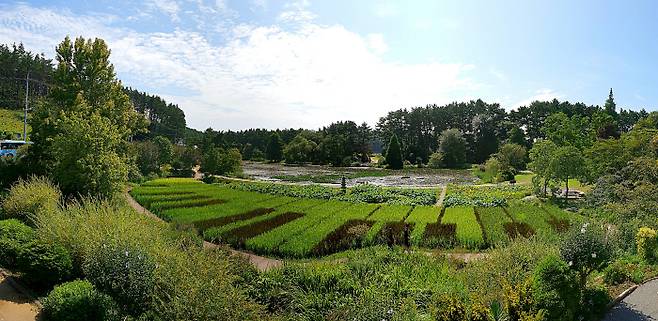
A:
[
  {"left": 541, "top": 113, "right": 592, "bottom": 149},
  {"left": 529, "top": 140, "right": 558, "bottom": 196},
  {"left": 549, "top": 146, "right": 586, "bottom": 197},
  {"left": 591, "top": 111, "right": 619, "bottom": 139},
  {"left": 385, "top": 134, "right": 403, "bottom": 170},
  {"left": 283, "top": 134, "right": 317, "bottom": 164},
  {"left": 438, "top": 129, "right": 466, "bottom": 168},
  {"left": 604, "top": 88, "right": 618, "bottom": 119},
  {"left": 472, "top": 114, "right": 499, "bottom": 164},
  {"left": 153, "top": 136, "right": 174, "bottom": 165},
  {"left": 134, "top": 141, "right": 160, "bottom": 175},
  {"left": 507, "top": 126, "right": 527, "bottom": 147},
  {"left": 497, "top": 143, "right": 527, "bottom": 171},
  {"left": 30, "top": 37, "right": 147, "bottom": 197},
  {"left": 266, "top": 133, "right": 283, "bottom": 162},
  {"left": 201, "top": 147, "right": 242, "bottom": 176}
]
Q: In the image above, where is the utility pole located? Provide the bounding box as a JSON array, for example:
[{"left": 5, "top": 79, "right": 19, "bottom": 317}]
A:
[{"left": 23, "top": 71, "right": 29, "bottom": 141}]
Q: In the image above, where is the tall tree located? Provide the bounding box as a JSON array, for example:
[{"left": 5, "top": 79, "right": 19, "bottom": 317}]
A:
[
  {"left": 549, "top": 146, "right": 586, "bottom": 197},
  {"left": 266, "top": 132, "right": 283, "bottom": 162},
  {"left": 438, "top": 128, "right": 467, "bottom": 168},
  {"left": 29, "top": 37, "right": 147, "bottom": 197},
  {"left": 528, "top": 139, "right": 558, "bottom": 196},
  {"left": 604, "top": 88, "right": 618, "bottom": 119},
  {"left": 385, "top": 134, "right": 403, "bottom": 170}
]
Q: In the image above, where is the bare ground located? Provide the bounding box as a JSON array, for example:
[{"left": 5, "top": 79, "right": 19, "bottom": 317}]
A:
[{"left": 0, "top": 272, "right": 39, "bottom": 321}]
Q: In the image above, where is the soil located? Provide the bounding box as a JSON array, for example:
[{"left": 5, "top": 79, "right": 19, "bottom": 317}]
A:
[
  {"left": 242, "top": 161, "right": 476, "bottom": 187},
  {"left": 0, "top": 273, "right": 40, "bottom": 321}
]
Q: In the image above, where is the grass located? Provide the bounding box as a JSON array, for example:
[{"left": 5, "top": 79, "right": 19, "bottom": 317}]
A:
[
  {"left": 406, "top": 206, "right": 441, "bottom": 246},
  {"left": 441, "top": 206, "right": 485, "bottom": 249},
  {"left": 0, "top": 108, "right": 29, "bottom": 139},
  {"left": 476, "top": 207, "right": 511, "bottom": 247}
]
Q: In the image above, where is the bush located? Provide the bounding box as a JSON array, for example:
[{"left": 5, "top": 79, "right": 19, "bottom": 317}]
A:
[
  {"left": 16, "top": 239, "right": 73, "bottom": 288},
  {"left": 428, "top": 152, "right": 444, "bottom": 169},
  {"left": 578, "top": 286, "right": 611, "bottom": 321},
  {"left": 430, "top": 294, "right": 467, "bottom": 321},
  {"left": 83, "top": 243, "right": 156, "bottom": 316},
  {"left": 2, "top": 176, "right": 61, "bottom": 224},
  {"left": 531, "top": 256, "right": 580, "bottom": 321},
  {"left": 560, "top": 223, "right": 612, "bottom": 288},
  {"left": 636, "top": 227, "right": 657, "bottom": 262},
  {"left": 603, "top": 261, "right": 629, "bottom": 285},
  {"left": 0, "top": 219, "right": 35, "bottom": 268},
  {"left": 42, "top": 280, "right": 118, "bottom": 321}
]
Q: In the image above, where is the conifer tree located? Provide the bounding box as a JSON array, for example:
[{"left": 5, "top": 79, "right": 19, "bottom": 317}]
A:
[{"left": 385, "top": 134, "right": 403, "bottom": 170}]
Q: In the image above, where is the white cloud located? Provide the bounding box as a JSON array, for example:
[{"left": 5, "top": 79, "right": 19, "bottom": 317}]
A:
[
  {"left": 0, "top": 3, "right": 478, "bottom": 130},
  {"left": 147, "top": 0, "right": 181, "bottom": 22},
  {"left": 374, "top": 2, "right": 397, "bottom": 18},
  {"left": 515, "top": 89, "right": 563, "bottom": 109}
]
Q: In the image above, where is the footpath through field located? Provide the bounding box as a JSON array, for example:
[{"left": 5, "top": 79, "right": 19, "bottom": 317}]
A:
[
  {"left": 603, "top": 279, "right": 658, "bottom": 321},
  {"left": 0, "top": 272, "right": 39, "bottom": 321},
  {"left": 124, "top": 189, "right": 283, "bottom": 272}
]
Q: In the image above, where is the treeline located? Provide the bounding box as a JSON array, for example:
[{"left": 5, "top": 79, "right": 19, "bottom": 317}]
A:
[{"left": 0, "top": 42, "right": 188, "bottom": 142}]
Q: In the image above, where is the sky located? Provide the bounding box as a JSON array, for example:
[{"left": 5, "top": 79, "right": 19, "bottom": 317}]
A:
[{"left": 1, "top": 0, "right": 657, "bottom": 130}]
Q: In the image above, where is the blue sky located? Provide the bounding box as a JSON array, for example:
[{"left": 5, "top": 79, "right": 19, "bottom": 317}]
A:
[{"left": 0, "top": 0, "right": 656, "bottom": 130}]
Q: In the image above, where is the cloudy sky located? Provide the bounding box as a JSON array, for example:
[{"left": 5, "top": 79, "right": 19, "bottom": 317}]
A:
[{"left": 1, "top": 0, "right": 657, "bottom": 130}]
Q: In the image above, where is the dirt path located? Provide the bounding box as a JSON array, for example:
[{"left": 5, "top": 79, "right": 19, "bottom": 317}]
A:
[
  {"left": 603, "top": 279, "right": 658, "bottom": 320},
  {"left": 0, "top": 272, "right": 39, "bottom": 321},
  {"left": 435, "top": 185, "right": 447, "bottom": 207},
  {"left": 124, "top": 189, "right": 283, "bottom": 272}
]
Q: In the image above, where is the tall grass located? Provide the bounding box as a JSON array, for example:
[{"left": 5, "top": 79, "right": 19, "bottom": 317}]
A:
[{"left": 2, "top": 176, "right": 61, "bottom": 224}]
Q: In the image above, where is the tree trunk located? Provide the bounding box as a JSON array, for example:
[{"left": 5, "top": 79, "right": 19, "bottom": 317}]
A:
[{"left": 565, "top": 177, "right": 569, "bottom": 200}]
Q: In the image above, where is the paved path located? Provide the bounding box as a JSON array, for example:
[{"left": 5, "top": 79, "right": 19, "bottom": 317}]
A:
[
  {"left": 0, "top": 273, "right": 39, "bottom": 321},
  {"left": 603, "top": 279, "right": 658, "bottom": 321},
  {"left": 124, "top": 189, "right": 283, "bottom": 272}
]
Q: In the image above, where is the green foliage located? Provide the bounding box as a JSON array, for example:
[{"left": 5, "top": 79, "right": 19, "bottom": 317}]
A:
[
  {"left": 444, "top": 184, "right": 531, "bottom": 207},
  {"left": 560, "top": 223, "right": 612, "bottom": 288},
  {"left": 42, "top": 280, "right": 118, "bottom": 321},
  {"left": 50, "top": 111, "right": 129, "bottom": 198},
  {"left": 2, "top": 176, "right": 61, "bottom": 223},
  {"left": 16, "top": 239, "right": 73, "bottom": 288},
  {"left": 579, "top": 286, "right": 611, "bottom": 321},
  {"left": 528, "top": 140, "right": 558, "bottom": 196},
  {"left": 636, "top": 227, "right": 657, "bottom": 262},
  {"left": 541, "top": 112, "right": 593, "bottom": 149},
  {"left": 549, "top": 145, "right": 586, "bottom": 194},
  {"left": 283, "top": 134, "right": 317, "bottom": 164},
  {"left": 83, "top": 243, "right": 156, "bottom": 316},
  {"left": 430, "top": 294, "right": 467, "bottom": 321},
  {"left": 428, "top": 151, "right": 444, "bottom": 169},
  {"left": 152, "top": 136, "right": 174, "bottom": 165},
  {"left": 0, "top": 219, "right": 35, "bottom": 268},
  {"left": 266, "top": 132, "right": 283, "bottom": 162},
  {"left": 530, "top": 255, "right": 580, "bottom": 321},
  {"left": 439, "top": 128, "right": 467, "bottom": 168},
  {"left": 441, "top": 206, "right": 485, "bottom": 249},
  {"left": 201, "top": 147, "right": 242, "bottom": 176},
  {"left": 484, "top": 157, "right": 502, "bottom": 182},
  {"left": 497, "top": 143, "right": 527, "bottom": 171},
  {"left": 603, "top": 261, "right": 629, "bottom": 285},
  {"left": 385, "top": 134, "right": 403, "bottom": 169}
]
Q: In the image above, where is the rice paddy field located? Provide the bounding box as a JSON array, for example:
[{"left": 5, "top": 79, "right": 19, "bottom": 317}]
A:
[{"left": 130, "top": 178, "right": 583, "bottom": 258}]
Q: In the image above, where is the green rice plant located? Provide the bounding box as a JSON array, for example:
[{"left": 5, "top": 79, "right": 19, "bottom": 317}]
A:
[
  {"left": 406, "top": 206, "right": 441, "bottom": 246},
  {"left": 443, "top": 184, "right": 531, "bottom": 207},
  {"left": 368, "top": 204, "right": 412, "bottom": 222},
  {"left": 132, "top": 194, "right": 210, "bottom": 208},
  {"left": 441, "top": 206, "right": 484, "bottom": 249},
  {"left": 476, "top": 207, "right": 511, "bottom": 247},
  {"left": 161, "top": 193, "right": 279, "bottom": 223},
  {"left": 505, "top": 203, "right": 553, "bottom": 233},
  {"left": 364, "top": 221, "right": 385, "bottom": 245},
  {"left": 149, "top": 198, "right": 226, "bottom": 214},
  {"left": 246, "top": 200, "right": 352, "bottom": 255},
  {"left": 278, "top": 203, "right": 380, "bottom": 257}
]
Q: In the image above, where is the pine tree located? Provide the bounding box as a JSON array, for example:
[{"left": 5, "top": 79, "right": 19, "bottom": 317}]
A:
[
  {"left": 385, "top": 134, "right": 403, "bottom": 170},
  {"left": 266, "top": 132, "right": 283, "bottom": 162},
  {"left": 604, "top": 88, "right": 618, "bottom": 118}
]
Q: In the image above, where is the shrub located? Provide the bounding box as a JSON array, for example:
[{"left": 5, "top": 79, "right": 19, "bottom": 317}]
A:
[
  {"left": 636, "top": 227, "right": 657, "bottom": 262},
  {"left": 469, "top": 302, "right": 492, "bottom": 321},
  {"left": 560, "top": 223, "right": 612, "bottom": 288},
  {"left": 83, "top": 243, "right": 156, "bottom": 316},
  {"left": 16, "top": 239, "right": 73, "bottom": 288},
  {"left": 578, "top": 286, "right": 611, "bottom": 321},
  {"left": 0, "top": 219, "right": 35, "bottom": 268},
  {"left": 430, "top": 294, "right": 467, "bottom": 321},
  {"left": 531, "top": 255, "right": 580, "bottom": 321},
  {"left": 2, "top": 176, "right": 61, "bottom": 224},
  {"left": 603, "top": 261, "right": 629, "bottom": 285},
  {"left": 428, "top": 152, "right": 444, "bottom": 169},
  {"left": 42, "top": 280, "right": 118, "bottom": 321}
]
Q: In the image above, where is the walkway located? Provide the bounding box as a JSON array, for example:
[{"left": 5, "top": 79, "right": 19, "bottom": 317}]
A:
[
  {"left": 0, "top": 272, "right": 39, "bottom": 321},
  {"left": 124, "top": 189, "right": 283, "bottom": 272},
  {"left": 603, "top": 279, "right": 658, "bottom": 321},
  {"left": 435, "top": 185, "right": 447, "bottom": 207}
]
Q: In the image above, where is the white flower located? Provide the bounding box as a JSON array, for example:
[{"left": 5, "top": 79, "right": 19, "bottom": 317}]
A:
[
  {"left": 568, "top": 261, "right": 573, "bottom": 266},
  {"left": 592, "top": 253, "right": 597, "bottom": 258},
  {"left": 388, "top": 309, "right": 393, "bottom": 314}
]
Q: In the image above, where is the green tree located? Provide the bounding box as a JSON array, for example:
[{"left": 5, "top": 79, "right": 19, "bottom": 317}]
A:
[
  {"left": 549, "top": 146, "right": 586, "bottom": 197},
  {"left": 529, "top": 140, "right": 558, "bottom": 196},
  {"left": 497, "top": 143, "right": 527, "bottom": 171},
  {"left": 283, "top": 134, "right": 317, "bottom": 164},
  {"left": 153, "top": 136, "right": 174, "bottom": 165},
  {"left": 507, "top": 126, "right": 527, "bottom": 147},
  {"left": 266, "top": 133, "right": 283, "bottom": 162},
  {"left": 133, "top": 141, "right": 160, "bottom": 176},
  {"left": 604, "top": 88, "right": 618, "bottom": 119},
  {"left": 438, "top": 128, "right": 466, "bottom": 168},
  {"left": 29, "top": 37, "right": 146, "bottom": 197},
  {"left": 385, "top": 134, "right": 403, "bottom": 169},
  {"left": 201, "top": 147, "right": 242, "bottom": 176},
  {"left": 541, "top": 113, "right": 592, "bottom": 149}
]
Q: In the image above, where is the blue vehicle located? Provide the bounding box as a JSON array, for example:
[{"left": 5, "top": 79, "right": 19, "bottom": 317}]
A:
[{"left": 0, "top": 140, "right": 31, "bottom": 159}]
